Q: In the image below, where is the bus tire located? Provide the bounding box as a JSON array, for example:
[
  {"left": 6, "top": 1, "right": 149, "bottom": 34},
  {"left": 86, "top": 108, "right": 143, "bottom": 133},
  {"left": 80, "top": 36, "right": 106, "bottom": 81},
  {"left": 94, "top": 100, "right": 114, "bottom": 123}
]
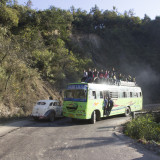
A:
[
  {"left": 90, "top": 111, "right": 96, "bottom": 124},
  {"left": 125, "top": 107, "right": 131, "bottom": 117},
  {"left": 71, "top": 118, "right": 77, "bottom": 122},
  {"left": 96, "top": 110, "right": 101, "bottom": 121},
  {"left": 49, "top": 112, "right": 55, "bottom": 122}
]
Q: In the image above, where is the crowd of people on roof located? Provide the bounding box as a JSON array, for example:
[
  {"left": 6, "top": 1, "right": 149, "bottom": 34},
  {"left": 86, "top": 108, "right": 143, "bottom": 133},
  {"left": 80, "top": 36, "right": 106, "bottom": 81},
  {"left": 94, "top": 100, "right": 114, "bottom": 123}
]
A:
[{"left": 81, "top": 67, "right": 136, "bottom": 85}]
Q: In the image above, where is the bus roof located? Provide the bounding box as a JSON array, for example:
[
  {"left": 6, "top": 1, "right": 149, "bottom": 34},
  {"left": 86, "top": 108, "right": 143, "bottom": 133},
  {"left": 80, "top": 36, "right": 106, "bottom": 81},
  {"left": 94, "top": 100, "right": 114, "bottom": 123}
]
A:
[{"left": 68, "top": 82, "right": 141, "bottom": 92}]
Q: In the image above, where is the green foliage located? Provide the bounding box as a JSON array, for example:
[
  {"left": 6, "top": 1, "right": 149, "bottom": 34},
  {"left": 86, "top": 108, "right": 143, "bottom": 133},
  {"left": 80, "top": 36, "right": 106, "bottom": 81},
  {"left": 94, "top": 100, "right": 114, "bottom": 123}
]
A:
[
  {"left": 125, "top": 114, "right": 160, "bottom": 142},
  {"left": 0, "top": 6, "right": 19, "bottom": 27}
]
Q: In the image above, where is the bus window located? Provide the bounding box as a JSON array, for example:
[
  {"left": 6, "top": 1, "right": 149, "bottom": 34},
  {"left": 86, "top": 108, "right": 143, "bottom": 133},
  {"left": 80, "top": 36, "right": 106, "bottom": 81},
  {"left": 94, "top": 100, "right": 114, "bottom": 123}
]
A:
[
  {"left": 64, "top": 90, "right": 87, "bottom": 101},
  {"left": 110, "top": 92, "right": 118, "bottom": 98},
  {"left": 130, "top": 92, "right": 132, "bottom": 98},
  {"left": 92, "top": 91, "right": 96, "bottom": 99},
  {"left": 123, "top": 92, "right": 127, "bottom": 98},
  {"left": 100, "top": 91, "right": 103, "bottom": 99},
  {"left": 104, "top": 91, "right": 109, "bottom": 97},
  {"left": 140, "top": 92, "right": 142, "bottom": 97},
  {"left": 136, "top": 93, "right": 138, "bottom": 97},
  {"left": 132, "top": 92, "right": 137, "bottom": 98},
  {"left": 96, "top": 91, "right": 100, "bottom": 99}
]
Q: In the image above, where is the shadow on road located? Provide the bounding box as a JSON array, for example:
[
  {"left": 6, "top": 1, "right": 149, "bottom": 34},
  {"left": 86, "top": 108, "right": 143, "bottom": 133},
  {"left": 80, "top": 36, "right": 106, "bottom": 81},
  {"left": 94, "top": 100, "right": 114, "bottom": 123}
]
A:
[
  {"left": 0, "top": 114, "right": 127, "bottom": 128},
  {"left": 58, "top": 136, "right": 122, "bottom": 150},
  {"left": 55, "top": 129, "right": 159, "bottom": 160}
]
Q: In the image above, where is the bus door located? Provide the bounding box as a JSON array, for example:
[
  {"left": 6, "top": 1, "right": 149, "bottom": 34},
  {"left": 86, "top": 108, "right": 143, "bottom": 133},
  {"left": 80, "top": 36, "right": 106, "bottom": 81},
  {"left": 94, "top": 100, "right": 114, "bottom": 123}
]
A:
[
  {"left": 103, "top": 91, "right": 109, "bottom": 98},
  {"left": 102, "top": 91, "right": 109, "bottom": 115}
]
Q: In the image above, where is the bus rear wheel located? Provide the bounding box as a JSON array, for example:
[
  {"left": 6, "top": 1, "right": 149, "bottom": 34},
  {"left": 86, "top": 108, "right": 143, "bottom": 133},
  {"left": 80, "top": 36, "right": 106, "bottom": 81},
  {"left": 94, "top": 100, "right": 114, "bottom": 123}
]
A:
[
  {"left": 90, "top": 111, "right": 96, "bottom": 124},
  {"left": 125, "top": 107, "right": 131, "bottom": 117}
]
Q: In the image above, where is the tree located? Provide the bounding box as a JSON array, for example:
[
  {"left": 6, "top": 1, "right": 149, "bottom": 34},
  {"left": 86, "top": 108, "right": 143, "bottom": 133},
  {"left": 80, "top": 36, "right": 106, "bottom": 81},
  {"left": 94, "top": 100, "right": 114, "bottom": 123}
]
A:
[
  {"left": 142, "top": 14, "right": 151, "bottom": 24},
  {"left": 0, "top": 0, "right": 7, "bottom": 5},
  {"left": 0, "top": 5, "right": 19, "bottom": 27},
  {"left": 26, "top": 0, "right": 32, "bottom": 9}
]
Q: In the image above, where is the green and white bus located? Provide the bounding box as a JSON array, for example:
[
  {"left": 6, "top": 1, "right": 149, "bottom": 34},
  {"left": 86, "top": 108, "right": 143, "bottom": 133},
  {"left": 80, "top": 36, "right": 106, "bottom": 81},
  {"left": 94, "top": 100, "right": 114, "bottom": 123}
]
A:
[{"left": 63, "top": 82, "right": 142, "bottom": 123}]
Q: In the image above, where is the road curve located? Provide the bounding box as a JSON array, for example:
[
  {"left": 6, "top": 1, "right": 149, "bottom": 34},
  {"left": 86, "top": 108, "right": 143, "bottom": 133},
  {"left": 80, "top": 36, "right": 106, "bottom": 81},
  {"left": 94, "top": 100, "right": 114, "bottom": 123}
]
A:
[{"left": 0, "top": 116, "right": 159, "bottom": 160}]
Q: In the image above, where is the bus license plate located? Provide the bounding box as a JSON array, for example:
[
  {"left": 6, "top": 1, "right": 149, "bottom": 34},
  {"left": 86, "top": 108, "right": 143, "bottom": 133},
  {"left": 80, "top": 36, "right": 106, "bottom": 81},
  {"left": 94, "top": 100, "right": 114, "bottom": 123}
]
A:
[{"left": 69, "top": 114, "right": 74, "bottom": 118}]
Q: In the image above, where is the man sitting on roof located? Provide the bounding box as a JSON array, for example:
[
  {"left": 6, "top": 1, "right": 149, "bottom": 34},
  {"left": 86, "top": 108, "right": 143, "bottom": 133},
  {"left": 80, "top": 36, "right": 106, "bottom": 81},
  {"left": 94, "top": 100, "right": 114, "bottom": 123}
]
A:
[
  {"left": 98, "top": 69, "right": 104, "bottom": 83},
  {"left": 86, "top": 68, "right": 93, "bottom": 83}
]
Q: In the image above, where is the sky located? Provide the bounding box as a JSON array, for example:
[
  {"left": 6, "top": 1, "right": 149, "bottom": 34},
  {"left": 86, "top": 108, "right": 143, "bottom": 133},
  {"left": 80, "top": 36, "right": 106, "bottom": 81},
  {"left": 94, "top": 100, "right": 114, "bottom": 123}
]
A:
[{"left": 17, "top": 0, "right": 160, "bottom": 19}]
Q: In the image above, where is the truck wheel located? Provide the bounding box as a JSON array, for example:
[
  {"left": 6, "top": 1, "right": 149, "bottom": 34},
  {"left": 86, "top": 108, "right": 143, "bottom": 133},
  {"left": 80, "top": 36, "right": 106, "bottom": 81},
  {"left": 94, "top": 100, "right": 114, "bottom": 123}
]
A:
[
  {"left": 49, "top": 112, "right": 55, "bottom": 122},
  {"left": 90, "top": 111, "right": 96, "bottom": 124},
  {"left": 125, "top": 107, "right": 131, "bottom": 117}
]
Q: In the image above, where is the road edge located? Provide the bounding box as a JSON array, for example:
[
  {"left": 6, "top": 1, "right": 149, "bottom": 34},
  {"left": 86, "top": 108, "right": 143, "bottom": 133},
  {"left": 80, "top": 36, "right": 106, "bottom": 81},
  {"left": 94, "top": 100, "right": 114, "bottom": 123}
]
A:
[{"left": 0, "top": 118, "right": 36, "bottom": 137}]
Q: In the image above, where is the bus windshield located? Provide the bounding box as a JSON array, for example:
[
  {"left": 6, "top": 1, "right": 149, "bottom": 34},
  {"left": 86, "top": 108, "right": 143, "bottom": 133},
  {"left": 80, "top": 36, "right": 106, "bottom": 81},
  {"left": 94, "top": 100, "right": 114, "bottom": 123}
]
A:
[{"left": 64, "top": 89, "right": 87, "bottom": 102}]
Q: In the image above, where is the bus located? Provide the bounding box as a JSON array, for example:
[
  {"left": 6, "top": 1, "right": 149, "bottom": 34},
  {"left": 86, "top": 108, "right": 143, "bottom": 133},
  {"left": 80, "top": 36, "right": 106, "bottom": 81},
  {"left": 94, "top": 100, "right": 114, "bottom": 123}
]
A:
[{"left": 62, "top": 82, "right": 142, "bottom": 124}]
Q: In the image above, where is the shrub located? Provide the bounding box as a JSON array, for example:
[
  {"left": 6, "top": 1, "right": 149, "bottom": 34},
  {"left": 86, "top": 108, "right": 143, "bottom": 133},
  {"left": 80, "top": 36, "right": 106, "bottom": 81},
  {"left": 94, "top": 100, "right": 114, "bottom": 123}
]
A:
[{"left": 124, "top": 114, "right": 160, "bottom": 142}]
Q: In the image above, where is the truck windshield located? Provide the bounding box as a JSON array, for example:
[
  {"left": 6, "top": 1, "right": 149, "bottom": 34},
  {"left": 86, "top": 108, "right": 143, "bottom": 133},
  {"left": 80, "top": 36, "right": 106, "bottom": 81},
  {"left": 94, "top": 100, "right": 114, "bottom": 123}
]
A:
[{"left": 64, "top": 89, "right": 87, "bottom": 102}]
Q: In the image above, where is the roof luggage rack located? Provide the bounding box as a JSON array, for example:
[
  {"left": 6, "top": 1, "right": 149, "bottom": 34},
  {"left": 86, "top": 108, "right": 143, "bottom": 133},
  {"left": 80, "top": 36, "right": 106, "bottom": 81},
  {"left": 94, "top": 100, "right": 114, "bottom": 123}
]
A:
[
  {"left": 85, "top": 80, "right": 137, "bottom": 87},
  {"left": 120, "top": 81, "right": 137, "bottom": 87}
]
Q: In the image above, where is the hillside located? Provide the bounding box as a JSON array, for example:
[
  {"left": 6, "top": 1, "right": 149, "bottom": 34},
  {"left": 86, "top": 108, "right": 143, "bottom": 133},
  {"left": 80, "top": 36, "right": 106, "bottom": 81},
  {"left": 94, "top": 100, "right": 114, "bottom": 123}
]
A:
[
  {"left": 0, "top": 2, "right": 160, "bottom": 117},
  {"left": 70, "top": 32, "right": 160, "bottom": 104}
]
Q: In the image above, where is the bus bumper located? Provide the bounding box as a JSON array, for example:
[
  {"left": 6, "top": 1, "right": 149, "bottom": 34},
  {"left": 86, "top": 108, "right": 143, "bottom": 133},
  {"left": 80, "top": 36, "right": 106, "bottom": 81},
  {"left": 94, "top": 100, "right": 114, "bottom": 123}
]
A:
[{"left": 63, "top": 112, "right": 87, "bottom": 119}]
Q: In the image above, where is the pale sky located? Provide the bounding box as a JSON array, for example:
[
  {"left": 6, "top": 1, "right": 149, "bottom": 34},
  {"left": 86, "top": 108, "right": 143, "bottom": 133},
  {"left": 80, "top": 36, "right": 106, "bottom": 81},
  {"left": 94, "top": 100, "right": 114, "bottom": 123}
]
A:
[{"left": 17, "top": 0, "right": 160, "bottom": 19}]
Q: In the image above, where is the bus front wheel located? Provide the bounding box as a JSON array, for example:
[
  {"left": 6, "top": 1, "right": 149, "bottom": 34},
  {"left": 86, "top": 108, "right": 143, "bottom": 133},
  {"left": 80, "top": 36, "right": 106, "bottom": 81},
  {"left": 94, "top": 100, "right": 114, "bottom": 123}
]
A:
[
  {"left": 90, "top": 111, "right": 96, "bottom": 124},
  {"left": 71, "top": 118, "right": 77, "bottom": 122},
  {"left": 125, "top": 107, "right": 131, "bottom": 117}
]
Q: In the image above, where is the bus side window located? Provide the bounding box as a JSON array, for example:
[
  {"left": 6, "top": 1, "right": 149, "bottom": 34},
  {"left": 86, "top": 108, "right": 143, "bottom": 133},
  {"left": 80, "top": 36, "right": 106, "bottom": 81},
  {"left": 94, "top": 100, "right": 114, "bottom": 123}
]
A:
[
  {"left": 109, "top": 92, "right": 112, "bottom": 98},
  {"left": 130, "top": 92, "right": 132, "bottom": 98},
  {"left": 100, "top": 91, "right": 103, "bottom": 99},
  {"left": 96, "top": 91, "right": 100, "bottom": 99},
  {"left": 104, "top": 91, "right": 109, "bottom": 98},
  {"left": 140, "top": 92, "right": 142, "bottom": 97},
  {"left": 123, "top": 92, "right": 127, "bottom": 98},
  {"left": 92, "top": 91, "right": 96, "bottom": 99},
  {"left": 136, "top": 93, "right": 138, "bottom": 97},
  {"left": 133, "top": 92, "right": 136, "bottom": 97},
  {"left": 110, "top": 92, "right": 118, "bottom": 98}
]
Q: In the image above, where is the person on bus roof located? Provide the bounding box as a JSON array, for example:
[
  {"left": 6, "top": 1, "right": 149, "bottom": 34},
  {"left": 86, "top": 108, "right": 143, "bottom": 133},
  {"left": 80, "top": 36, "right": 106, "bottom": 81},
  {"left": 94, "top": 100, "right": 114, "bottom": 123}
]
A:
[
  {"left": 86, "top": 68, "right": 93, "bottom": 83},
  {"left": 104, "top": 70, "right": 108, "bottom": 81},
  {"left": 117, "top": 73, "right": 122, "bottom": 85},
  {"left": 98, "top": 69, "right": 105, "bottom": 83},
  {"left": 127, "top": 75, "right": 132, "bottom": 82},
  {"left": 113, "top": 73, "right": 117, "bottom": 85},
  {"left": 98, "top": 69, "right": 104, "bottom": 78},
  {"left": 132, "top": 77, "right": 136, "bottom": 82},
  {"left": 93, "top": 68, "right": 99, "bottom": 83},
  {"left": 81, "top": 69, "right": 88, "bottom": 82},
  {"left": 93, "top": 68, "right": 98, "bottom": 78}
]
